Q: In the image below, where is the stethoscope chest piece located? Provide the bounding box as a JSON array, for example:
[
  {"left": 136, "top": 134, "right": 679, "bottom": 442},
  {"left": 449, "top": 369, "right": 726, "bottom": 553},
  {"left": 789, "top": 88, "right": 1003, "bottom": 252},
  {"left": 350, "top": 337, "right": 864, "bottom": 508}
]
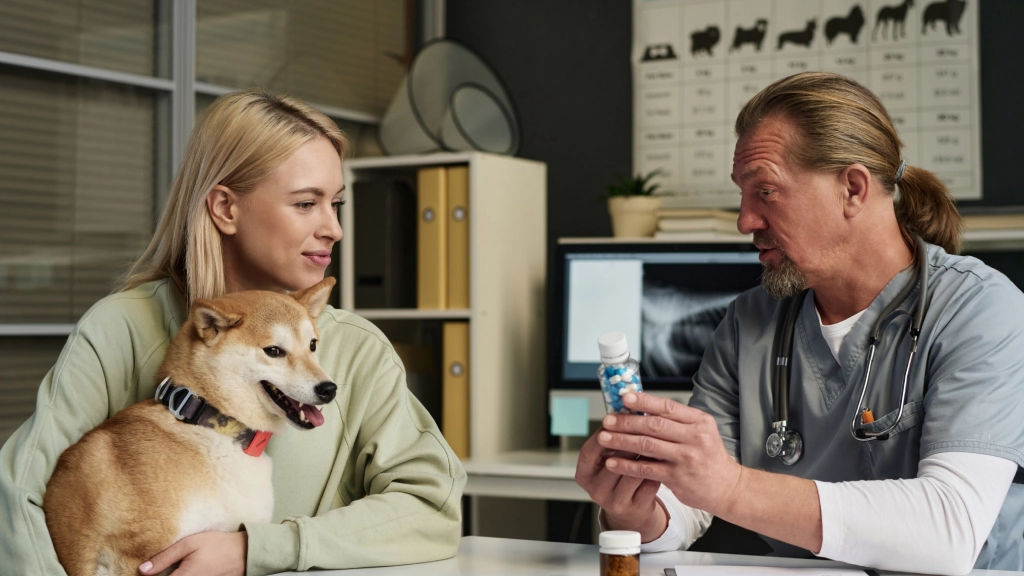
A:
[
  {"left": 765, "top": 421, "right": 803, "bottom": 466},
  {"left": 764, "top": 236, "right": 930, "bottom": 464}
]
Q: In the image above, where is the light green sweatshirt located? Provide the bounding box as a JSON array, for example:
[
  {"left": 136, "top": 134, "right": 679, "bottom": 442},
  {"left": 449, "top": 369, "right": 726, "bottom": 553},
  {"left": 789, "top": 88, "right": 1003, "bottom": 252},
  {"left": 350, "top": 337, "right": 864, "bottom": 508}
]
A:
[{"left": 0, "top": 279, "right": 466, "bottom": 575}]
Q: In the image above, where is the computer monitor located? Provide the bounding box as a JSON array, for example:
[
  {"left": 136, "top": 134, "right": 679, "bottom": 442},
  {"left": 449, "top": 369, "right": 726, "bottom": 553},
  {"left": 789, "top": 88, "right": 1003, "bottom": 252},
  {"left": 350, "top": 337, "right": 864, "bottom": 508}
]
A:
[{"left": 548, "top": 239, "right": 764, "bottom": 422}]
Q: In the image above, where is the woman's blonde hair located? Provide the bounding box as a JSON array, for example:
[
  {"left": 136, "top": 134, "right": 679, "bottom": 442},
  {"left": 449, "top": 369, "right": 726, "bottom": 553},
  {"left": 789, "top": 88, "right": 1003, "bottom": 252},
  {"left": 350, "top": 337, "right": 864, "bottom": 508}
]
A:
[
  {"left": 120, "top": 89, "right": 349, "bottom": 305},
  {"left": 734, "top": 71, "right": 962, "bottom": 254}
]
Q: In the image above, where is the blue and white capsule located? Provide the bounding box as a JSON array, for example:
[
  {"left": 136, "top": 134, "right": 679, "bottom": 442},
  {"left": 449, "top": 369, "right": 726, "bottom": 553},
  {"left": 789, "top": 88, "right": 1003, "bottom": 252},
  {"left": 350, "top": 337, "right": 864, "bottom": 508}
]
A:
[{"left": 597, "top": 331, "right": 644, "bottom": 414}]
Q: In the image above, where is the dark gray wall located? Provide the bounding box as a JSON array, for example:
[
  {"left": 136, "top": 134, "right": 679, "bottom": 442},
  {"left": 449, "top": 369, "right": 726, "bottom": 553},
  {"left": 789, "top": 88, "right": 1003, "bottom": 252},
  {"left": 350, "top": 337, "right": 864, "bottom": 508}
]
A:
[
  {"left": 446, "top": 0, "right": 1024, "bottom": 237},
  {"left": 965, "top": 0, "right": 1024, "bottom": 211},
  {"left": 445, "top": 0, "right": 632, "bottom": 242}
]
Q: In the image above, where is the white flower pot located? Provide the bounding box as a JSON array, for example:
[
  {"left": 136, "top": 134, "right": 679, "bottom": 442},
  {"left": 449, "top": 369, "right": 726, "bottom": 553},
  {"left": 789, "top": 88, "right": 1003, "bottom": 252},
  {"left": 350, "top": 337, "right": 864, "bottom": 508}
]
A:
[{"left": 608, "top": 196, "right": 662, "bottom": 237}]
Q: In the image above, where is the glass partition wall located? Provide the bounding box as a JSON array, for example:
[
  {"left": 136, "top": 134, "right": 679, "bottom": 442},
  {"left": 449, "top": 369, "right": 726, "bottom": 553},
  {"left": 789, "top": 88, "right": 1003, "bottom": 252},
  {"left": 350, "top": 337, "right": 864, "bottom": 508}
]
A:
[{"left": 0, "top": 0, "right": 409, "bottom": 443}]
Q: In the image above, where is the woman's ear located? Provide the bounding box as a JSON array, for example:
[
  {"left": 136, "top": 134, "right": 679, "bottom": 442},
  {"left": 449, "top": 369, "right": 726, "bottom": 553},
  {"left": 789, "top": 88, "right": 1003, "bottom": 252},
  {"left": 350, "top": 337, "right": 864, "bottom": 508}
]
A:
[{"left": 206, "top": 185, "right": 239, "bottom": 235}]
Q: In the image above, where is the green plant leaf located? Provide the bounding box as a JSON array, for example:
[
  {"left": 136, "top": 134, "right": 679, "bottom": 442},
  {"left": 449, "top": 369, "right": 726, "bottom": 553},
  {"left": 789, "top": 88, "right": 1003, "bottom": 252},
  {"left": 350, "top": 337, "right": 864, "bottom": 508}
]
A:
[{"left": 605, "top": 169, "right": 663, "bottom": 197}]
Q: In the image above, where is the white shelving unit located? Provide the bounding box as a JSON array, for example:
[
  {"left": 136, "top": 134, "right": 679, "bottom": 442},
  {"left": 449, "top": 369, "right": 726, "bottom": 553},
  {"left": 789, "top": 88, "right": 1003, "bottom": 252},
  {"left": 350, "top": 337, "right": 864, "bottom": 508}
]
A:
[{"left": 341, "top": 152, "right": 548, "bottom": 459}]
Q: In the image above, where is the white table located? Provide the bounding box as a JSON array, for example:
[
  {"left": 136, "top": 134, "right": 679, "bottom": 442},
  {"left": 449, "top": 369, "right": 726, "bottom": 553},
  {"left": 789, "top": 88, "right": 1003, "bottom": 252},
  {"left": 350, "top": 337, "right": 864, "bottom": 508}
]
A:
[
  {"left": 461, "top": 448, "right": 590, "bottom": 537},
  {"left": 271, "top": 535, "right": 1024, "bottom": 575},
  {"left": 461, "top": 448, "right": 586, "bottom": 501}
]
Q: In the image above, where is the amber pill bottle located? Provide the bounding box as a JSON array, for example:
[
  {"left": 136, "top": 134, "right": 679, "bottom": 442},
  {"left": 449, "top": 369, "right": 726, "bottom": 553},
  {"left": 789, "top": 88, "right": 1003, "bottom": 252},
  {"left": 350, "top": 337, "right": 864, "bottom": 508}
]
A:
[{"left": 599, "top": 530, "right": 641, "bottom": 576}]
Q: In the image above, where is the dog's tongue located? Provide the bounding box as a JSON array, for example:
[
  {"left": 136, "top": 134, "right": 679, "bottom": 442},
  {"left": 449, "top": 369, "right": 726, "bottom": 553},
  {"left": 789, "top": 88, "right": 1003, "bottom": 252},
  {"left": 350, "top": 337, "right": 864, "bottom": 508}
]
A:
[{"left": 301, "top": 404, "right": 325, "bottom": 427}]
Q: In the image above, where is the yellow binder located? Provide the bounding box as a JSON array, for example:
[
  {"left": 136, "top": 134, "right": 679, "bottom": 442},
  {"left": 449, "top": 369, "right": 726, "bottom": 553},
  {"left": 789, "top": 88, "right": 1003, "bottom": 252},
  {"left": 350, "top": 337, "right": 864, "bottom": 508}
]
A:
[
  {"left": 446, "top": 166, "right": 470, "bottom": 309},
  {"left": 417, "top": 167, "right": 448, "bottom": 309},
  {"left": 442, "top": 321, "right": 470, "bottom": 458}
]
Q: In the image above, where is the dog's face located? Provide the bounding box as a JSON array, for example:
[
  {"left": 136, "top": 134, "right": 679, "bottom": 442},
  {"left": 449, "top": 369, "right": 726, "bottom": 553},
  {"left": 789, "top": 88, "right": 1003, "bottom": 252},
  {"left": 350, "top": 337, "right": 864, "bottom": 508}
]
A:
[{"left": 164, "top": 277, "right": 338, "bottom": 433}]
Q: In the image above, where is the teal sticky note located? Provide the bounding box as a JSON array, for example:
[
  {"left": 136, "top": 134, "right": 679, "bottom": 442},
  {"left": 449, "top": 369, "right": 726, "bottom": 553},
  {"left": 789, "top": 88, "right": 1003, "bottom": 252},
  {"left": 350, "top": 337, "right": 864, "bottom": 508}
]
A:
[{"left": 550, "top": 396, "right": 591, "bottom": 437}]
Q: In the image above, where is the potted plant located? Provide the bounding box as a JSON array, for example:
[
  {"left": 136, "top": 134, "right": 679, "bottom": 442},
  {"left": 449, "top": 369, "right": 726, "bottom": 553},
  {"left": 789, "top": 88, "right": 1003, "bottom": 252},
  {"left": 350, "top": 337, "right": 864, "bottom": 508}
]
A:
[{"left": 605, "top": 169, "right": 663, "bottom": 237}]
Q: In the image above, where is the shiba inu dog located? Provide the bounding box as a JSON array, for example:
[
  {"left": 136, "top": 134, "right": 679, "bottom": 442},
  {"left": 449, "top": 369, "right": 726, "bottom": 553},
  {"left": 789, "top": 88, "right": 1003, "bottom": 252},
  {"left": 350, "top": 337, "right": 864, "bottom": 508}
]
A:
[{"left": 43, "top": 277, "right": 338, "bottom": 576}]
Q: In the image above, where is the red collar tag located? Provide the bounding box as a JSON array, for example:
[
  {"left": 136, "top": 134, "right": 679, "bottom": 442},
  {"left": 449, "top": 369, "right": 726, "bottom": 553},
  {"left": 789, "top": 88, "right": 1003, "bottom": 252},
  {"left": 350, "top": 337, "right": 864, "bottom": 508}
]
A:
[{"left": 243, "top": 430, "right": 273, "bottom": 457}]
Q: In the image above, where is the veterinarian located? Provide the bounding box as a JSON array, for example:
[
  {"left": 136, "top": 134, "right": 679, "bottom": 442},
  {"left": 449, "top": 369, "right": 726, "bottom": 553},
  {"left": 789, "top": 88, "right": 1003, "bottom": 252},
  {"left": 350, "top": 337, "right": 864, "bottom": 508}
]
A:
[
  {"left": 0, "top": 89, "right": 466, "bottom": 575},
  {"left": 575, "top": 71, "right": 1024, "bottom": 575}
]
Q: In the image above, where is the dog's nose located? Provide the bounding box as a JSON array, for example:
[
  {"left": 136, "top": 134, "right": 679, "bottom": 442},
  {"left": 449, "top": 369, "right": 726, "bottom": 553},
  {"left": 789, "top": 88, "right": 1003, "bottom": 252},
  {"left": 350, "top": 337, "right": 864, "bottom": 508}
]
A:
[{"left": 315, "top": 381, "right": 337, "bottom": 402}]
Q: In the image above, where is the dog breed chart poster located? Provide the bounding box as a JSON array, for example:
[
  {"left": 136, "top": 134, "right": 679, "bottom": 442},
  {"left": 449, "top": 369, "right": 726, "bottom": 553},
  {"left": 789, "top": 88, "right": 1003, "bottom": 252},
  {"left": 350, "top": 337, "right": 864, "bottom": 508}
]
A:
[{"left": 633, "top": 0, "right": 979, "bottom": 208}]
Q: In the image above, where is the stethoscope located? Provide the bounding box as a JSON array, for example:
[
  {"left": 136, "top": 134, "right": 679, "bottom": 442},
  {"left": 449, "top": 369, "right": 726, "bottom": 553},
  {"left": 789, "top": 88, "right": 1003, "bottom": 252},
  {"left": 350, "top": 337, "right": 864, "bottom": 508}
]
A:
[{"left": 765, "top": 236, "right": 929, "bottom": 465}]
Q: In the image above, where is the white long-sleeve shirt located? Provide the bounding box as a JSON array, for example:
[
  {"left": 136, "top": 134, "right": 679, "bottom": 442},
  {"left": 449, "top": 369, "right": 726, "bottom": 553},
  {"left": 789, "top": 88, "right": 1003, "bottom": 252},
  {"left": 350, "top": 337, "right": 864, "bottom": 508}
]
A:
[{"left": 643, "top": 452, "right": 1016, "bottom": 575}]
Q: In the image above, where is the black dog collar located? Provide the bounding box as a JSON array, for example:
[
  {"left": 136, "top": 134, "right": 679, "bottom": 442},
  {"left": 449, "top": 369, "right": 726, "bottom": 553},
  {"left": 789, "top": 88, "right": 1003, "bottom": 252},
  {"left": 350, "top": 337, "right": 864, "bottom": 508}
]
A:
[{"left": 154, "top": 377, "right": 272, "bottom": 457}]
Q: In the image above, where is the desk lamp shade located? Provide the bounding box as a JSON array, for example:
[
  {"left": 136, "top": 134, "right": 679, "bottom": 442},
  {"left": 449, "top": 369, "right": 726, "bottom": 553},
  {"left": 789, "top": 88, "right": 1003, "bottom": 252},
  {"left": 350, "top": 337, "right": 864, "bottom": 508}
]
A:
[{"left": 379, "top": 39, "right": 520, "bottom": 156}]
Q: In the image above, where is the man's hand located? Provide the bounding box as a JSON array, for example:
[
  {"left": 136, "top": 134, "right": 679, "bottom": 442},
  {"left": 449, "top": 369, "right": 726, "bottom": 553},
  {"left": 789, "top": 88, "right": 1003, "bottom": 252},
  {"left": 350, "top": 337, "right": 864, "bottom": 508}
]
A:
[
  {"left": 576, "top": 421, "right": 667, "bottom": 542},
  {"left": 601, "top": 392, "right": 824, "bottom": 554},
  {"left": 596, "top": 392, "right": 743, "bottom": 517},
  {"left": 138, "top": 530, "right": 246, "bottom": 576}
]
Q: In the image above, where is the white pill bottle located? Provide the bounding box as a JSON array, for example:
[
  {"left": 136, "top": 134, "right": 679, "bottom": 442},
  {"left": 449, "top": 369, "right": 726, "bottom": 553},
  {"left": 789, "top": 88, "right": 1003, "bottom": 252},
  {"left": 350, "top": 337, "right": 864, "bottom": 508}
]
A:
[
  {"left": 599, "top": 529, "right": 641, "bottom": 576},
  {"left": 597, "top": 331, "right": 644, "bottom": 414}
]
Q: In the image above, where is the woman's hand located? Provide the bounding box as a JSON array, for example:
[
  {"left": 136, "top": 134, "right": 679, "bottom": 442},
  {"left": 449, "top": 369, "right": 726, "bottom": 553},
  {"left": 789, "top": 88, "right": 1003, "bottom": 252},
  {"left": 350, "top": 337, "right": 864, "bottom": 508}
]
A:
[{"left": 139, "top": 531, "right": 246, "bottom": 576}]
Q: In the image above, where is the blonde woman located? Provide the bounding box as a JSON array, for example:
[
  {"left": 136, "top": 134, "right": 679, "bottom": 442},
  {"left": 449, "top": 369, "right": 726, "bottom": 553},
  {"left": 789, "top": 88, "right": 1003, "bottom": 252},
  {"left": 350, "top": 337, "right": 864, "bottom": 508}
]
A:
[{"left": 0, "top": 89, "right": 465, "bottom": 576}]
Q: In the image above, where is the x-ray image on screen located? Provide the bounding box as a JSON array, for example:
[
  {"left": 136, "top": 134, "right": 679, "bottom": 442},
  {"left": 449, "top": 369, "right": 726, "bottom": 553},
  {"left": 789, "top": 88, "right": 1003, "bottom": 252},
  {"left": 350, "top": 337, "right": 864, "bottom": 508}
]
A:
[
  {"left": 640, "top": 260, "right": 761, "bottom": 382},
  {"left": 551, "top": 242, "right": 764, "bottom": 393}
]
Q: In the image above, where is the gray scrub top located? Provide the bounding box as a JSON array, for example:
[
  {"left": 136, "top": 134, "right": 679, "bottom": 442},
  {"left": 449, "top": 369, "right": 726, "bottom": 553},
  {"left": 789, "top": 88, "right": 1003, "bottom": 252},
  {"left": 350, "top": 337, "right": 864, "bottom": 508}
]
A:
[{"left": 690, "top": 242, "right": 1024, "bottom": 570}]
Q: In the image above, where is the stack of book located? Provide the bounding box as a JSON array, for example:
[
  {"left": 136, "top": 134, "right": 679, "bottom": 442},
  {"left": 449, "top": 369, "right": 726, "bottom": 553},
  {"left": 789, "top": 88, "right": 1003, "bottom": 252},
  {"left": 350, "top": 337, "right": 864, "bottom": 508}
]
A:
[
  {"left": 961, "top": 211, "right": 1024, "bottom": 246},
  {"left": 654, "top": 208, "right": 749, "bottom": 241}
]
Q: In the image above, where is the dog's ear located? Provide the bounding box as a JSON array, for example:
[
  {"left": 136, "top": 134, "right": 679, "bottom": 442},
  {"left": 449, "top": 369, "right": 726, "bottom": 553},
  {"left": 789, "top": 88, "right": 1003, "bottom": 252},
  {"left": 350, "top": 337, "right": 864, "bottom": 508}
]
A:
[
  {"left": 191, "top": 299, "right": 244, "bottom": 344},
  {"left": 292, "top": 277, "right": 336, "bottom": 318}
]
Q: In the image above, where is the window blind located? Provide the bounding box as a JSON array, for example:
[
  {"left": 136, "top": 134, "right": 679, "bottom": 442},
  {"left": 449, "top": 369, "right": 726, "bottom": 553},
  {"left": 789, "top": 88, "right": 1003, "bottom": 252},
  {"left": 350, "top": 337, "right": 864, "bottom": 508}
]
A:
[
  {"left": 0, "top": 69, "right": 158, "bottom": 323},
  {"left": 0, "top": 338, "right": 65, "bottom": 445},
  {"left": 0, "top": 0, "right": 160, "bottom": 77},
  {"left": 197, "top": 0, "right": 408, "bottom": 117}
]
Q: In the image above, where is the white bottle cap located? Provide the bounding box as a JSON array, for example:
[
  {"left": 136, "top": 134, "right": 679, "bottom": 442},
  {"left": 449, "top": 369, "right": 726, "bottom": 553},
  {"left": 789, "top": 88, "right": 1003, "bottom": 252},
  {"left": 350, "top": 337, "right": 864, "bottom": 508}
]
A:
[
  {"left": 599, "top": 530, "right": 641, "bottom": 554},
  {"left": 598, "top": 331, "right": 629, "bottom": 364}
]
